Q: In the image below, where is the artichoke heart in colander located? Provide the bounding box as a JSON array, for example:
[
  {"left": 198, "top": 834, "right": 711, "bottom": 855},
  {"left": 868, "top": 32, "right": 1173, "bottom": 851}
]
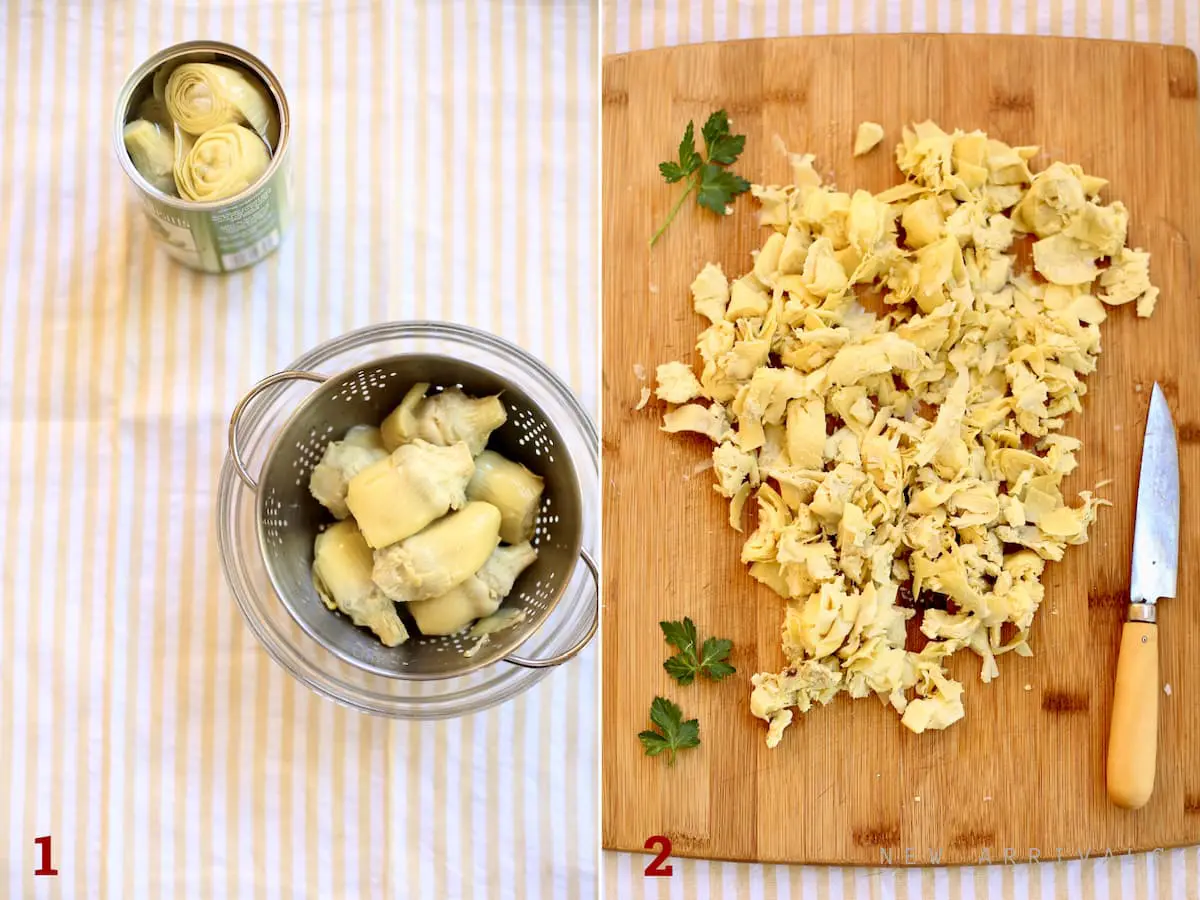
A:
[
  {"left": 381, "top": 384, "right": 508, "bottom": 455},
  {"left": 346, "top": 440, "right": 475, "bottom": 549},
  {"left": 372, "top": 502, "right": 503, "bottom": 604},
  {"left": 175, "top": 123, "right": 270, "bottom": 202},
  {"left": 308, "top": 425, "right": 389, "bottom": 520},
  {"left": 466, "top": 450, "right": 545, "bottom": 544},
  {"left": 407, "top": 542, "right": 538, "bottom": 636},
  {"left": 649, "top": 119, "right": 1160, "bottom": 747},
  {"left": 307, "top": 387, "right": 546, "bottom": 648},
  {"left": 313, "top": 519, "right": 409, "bottom": 648}
]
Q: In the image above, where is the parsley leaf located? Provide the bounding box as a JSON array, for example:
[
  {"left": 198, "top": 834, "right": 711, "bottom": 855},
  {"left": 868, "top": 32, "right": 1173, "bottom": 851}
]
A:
[
  {"left": 660, "top": 617, "right": 736, "bottom": 685},
  {"left": 660, "top": 618, "right": 698, "bottom": 656},
  {"left": 658, "top": 161, "right": 686, "bottom": 182},
  {"left": 637, "top": 696, "right": 701, "bottom": 765},
  {"left": 701, "top": 110, "right": 746, "bottom": 163},
  {"left": 663, "top": 653, "right": 698, "bottom": 685},
  {"left": 699, "top": 637, "right": 736, "bottom": 681},
  {"left": 659, "top": 120, "right": 702, "bottom": 183},
  {"left": 660, "top": 617, "right": 701, "bottom": 685},
  {"left": 700, "top": 109, "right": 732, "bottom": 154},
  {"left": 706, "top": 132, "right": 746, "bottom": 166},
  {"left": 650, "top": 108, "right": 750, "bottom": 247},
  {"left": 696, "top": 164, "right": 751, "bottom": 215}
]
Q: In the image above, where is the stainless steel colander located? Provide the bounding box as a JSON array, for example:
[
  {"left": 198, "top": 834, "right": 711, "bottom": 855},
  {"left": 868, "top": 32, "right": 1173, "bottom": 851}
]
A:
[{"left": 227, "top": 352, "right": 598, "bottom": 680}]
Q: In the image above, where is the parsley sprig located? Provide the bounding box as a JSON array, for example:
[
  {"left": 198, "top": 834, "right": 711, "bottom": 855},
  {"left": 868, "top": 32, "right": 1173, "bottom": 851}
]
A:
[
  {"left": 637, "top": 696, "right": 701, "bottom": 765},
  {"left": 660, "top": 617, "right": 736, "bottom": 685},
  {"left": 650, "top": 109, "right": 751, "bottom": 248}
]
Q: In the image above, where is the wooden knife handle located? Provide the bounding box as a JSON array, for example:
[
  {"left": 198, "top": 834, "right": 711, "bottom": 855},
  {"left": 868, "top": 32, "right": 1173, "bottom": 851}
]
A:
[{"left": 1106, "top": 620, "right": 1159, "bottom": 809}]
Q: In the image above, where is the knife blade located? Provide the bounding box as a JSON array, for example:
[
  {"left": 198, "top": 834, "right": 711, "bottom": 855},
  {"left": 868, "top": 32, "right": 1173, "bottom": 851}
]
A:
[
  {"left": 1107, "top": 382, "right": 1180, "bottom": 810},
  {"left": 1129, "top": 383, "right": 1179, "bottom": 604}
]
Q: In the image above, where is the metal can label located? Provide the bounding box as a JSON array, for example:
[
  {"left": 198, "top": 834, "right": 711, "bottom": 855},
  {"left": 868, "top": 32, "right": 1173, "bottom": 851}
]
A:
[{"left": 137, "top": 161, "right": 290, "bottom": 272}]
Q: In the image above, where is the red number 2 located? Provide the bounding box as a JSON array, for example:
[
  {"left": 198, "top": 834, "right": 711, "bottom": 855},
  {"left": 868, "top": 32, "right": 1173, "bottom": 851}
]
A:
[
  {"left": 34, "top": 835, "right": 58, "bottom": 876},
  {"left": 643, "top": 835, "right": 673, "bottom": 877}
]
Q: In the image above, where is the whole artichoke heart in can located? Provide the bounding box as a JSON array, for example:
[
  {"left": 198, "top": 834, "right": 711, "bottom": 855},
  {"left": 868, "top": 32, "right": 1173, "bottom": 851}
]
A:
[{"left": 114, "top": 40, "right": 292, "bottom": 273}]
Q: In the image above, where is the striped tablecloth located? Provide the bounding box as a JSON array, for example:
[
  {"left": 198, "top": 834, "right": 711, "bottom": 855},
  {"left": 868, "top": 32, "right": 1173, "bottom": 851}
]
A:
[
  {"left": 602, "top": 1, "right": 1200, "bottom": 899},
  {"left": 0, "top": 1, "right": 597, "bottom": 897}
]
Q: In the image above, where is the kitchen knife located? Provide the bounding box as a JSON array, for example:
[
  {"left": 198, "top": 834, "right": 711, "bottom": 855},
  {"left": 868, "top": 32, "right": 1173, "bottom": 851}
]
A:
[{"left": 1107, "top": 382, "right": 1179, "bottom": 809}]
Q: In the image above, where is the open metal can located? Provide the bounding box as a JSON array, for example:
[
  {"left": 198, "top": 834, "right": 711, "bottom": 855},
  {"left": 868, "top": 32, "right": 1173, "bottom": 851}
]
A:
[{"left": 114, "top": 40, "right": 292, "bottom": 274}]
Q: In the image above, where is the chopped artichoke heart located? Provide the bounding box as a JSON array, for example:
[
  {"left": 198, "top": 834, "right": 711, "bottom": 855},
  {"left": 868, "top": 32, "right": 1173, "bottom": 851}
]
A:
[
  {"left": 662, "top": 402, "right": 730, "bottom": 443},
  {"left": 655, "top": 119, "right": 1159, "bottom": 747},
  {"left": 655, "top": 361, "right": 704, "bottom": 403},
  {"left": 691, "top": 262, "right": 731, "bottom": 324},
  {"left": 853, "top": 121, "right": 886, "bottom": 157}
]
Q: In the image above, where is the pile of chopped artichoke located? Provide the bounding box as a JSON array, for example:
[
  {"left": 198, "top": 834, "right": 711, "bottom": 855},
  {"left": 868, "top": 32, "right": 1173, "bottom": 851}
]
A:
[{"left": 655, "top": 121, "right": 1158, "bottom": 746}]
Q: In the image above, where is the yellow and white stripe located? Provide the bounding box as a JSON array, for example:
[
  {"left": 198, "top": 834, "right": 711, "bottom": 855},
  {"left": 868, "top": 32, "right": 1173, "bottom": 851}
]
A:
[
  {"left": 606, "top": 0, "right": 1200, "bottom": 52},
  {"left": 602, "top": 1, "right": 1200, "bottom": 897},
  {"left": 1, "top": 1, "right": 597, "bottom": 897}
]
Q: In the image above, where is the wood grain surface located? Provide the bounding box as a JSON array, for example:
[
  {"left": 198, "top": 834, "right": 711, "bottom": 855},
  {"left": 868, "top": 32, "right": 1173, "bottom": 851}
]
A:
[{"left": 601, "top": 34, "right": 1200, "bottom": 866}]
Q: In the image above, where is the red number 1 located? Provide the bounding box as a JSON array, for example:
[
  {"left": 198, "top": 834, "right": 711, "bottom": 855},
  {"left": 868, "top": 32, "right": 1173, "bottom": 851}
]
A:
[
  {"left": 34, "top": 835, "right": 58, "bottom": 876},
  {"left": 644, "top": 835, "right": 673, "bottom": 876}
]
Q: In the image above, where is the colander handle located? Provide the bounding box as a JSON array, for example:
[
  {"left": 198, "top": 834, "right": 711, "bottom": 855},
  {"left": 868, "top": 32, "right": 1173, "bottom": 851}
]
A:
[
  {"left": 505, "top": 547, "right": 599, "bottom": 669},
  {"left": 228, "top": 370, "right": 328, "bottom": 492}
]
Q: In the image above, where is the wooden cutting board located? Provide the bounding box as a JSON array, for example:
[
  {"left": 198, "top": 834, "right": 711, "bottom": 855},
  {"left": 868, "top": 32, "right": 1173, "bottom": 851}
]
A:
[{"left": 601, "top": 34, "right": 1200, "bottom": 866}]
